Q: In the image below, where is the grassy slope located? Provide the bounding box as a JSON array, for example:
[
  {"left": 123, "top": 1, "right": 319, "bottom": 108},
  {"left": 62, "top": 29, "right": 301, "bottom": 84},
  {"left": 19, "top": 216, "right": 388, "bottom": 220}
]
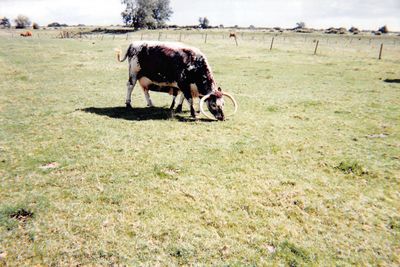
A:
[{"left": 0, "top": 34, "right": 399, "bottom": 266}]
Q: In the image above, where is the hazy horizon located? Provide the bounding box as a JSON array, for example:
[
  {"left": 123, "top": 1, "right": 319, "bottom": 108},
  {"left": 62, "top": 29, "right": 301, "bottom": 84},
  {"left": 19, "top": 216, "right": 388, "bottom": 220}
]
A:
[{"left": 1, "top": 0, "right": 399, "bottom": 31}]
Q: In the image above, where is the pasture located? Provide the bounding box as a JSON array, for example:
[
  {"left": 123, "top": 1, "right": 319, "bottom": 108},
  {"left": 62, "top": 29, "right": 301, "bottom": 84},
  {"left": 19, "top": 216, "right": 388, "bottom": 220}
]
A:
[{"left": 0, "top": 29, "right": 399, "bottom": 265}]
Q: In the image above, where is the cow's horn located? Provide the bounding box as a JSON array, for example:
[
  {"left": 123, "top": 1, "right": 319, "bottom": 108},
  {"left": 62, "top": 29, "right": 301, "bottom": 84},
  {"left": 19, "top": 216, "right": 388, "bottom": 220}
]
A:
[
  {"left": 199, "top": 94, "right": 217, "bottom": 121},
  {"left": 222, "top": 92, "right": 238, "bottom": 116}
]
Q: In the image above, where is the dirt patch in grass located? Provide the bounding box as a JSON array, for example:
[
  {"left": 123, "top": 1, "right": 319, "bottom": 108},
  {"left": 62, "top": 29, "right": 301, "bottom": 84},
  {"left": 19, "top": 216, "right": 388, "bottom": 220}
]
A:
[{"left": 0, "top": 205, "right": 34, "bottom": 230}]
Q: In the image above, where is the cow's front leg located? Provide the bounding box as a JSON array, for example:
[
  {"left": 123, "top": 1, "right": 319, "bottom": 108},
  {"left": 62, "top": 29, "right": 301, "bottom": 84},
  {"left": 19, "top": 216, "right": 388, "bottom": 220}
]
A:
[
  {"left": 183, "top": 92, "right": 196, "bottom": 119},
  {"left": 175, "top": 93, "right": 185, "bottom": 113},
  {"left": 126, "top": 76, "right": 137, "bottom": 109}
]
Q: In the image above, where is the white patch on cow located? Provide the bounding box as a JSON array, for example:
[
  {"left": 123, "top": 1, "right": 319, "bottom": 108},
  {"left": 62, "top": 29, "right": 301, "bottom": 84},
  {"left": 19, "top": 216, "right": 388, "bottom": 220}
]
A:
[
  {"left": 130, "top": 41, "right": 202, "bottom": 55},
  {"left": 129, "top": 56, "right": 141, "bottom": 74},
  {"left": 139, "top": 77, "right": 178, "bottom": 88},
  {"left": 125, "top": 76, "right": 137, "bottom": 104},
  {"left": 216, "top": 97, "right": 225, "bottom": 109}
]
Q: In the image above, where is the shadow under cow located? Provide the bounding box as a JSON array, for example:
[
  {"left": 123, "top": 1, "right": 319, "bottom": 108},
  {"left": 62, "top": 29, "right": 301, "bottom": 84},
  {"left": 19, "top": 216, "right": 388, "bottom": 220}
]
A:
[
  {"left": 80, "top": 106, "right": 173, "bottom": 121},
  {"left": 79, "top": 106, "right": 213, "bottom": 122},
  {"left": 383, "top": 79, "right": 400, "bottom": 84}
]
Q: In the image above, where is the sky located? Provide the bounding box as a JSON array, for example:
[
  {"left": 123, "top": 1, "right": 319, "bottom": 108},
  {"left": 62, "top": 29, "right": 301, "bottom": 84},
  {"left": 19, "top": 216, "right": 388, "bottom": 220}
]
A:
[{"left": 0, "top": 0, "right": 399, "bottom": 31}]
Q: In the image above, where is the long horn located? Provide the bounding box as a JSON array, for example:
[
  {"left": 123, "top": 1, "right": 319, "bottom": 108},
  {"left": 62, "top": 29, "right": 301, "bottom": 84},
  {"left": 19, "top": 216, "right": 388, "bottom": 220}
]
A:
[
  {"left": 199, "top": 94, "right": 217, "bottom": 120},
  {"left": 222, "top": 92, "right": 238, "bottom": 116}
]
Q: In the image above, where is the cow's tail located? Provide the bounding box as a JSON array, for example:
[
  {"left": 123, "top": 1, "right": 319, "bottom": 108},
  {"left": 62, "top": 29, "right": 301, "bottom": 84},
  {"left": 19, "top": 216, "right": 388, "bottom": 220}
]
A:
[{"left": 114, "top": 48, "right": 128, "bottom": 62}]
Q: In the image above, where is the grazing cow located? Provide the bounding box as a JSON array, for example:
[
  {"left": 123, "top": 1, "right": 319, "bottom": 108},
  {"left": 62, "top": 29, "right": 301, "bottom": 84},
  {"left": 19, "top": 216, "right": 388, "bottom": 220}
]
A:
[
  {"left": 116, "top": 41, "right": 237, "bottom": 120},
  {"left": 20, "top": 31, "right": 32, "bottom": 37}
]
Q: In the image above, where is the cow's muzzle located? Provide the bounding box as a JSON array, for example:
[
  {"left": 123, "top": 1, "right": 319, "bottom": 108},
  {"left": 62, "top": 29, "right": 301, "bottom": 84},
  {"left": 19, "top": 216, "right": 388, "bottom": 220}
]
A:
[{"left": 199, "top": 92, "right": 238, "bottom": 121}]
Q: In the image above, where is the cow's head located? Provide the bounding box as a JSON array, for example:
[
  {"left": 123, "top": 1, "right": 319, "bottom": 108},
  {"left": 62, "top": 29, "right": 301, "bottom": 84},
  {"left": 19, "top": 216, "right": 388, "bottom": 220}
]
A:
[{"left": 200, "top": 87, "right": 237, "bottom": 121}]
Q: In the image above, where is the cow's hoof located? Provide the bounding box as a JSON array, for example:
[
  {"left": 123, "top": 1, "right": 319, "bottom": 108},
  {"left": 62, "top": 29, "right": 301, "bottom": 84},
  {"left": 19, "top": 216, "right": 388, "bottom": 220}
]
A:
[
  {"left": 175, "top": 105, "right": 183, "bottom": 113},
  {"left": 126, "top": 103, "right": 132, "bottom": 109}
]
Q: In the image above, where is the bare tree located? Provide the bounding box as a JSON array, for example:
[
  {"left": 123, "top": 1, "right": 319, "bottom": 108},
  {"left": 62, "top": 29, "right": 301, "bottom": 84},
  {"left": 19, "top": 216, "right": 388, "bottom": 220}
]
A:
[
  {"left": 296, "top": 22, "right": 306, "bottom": 29},
  {"left": 14, "top": 15, "right": 31, "bottom": 29}
]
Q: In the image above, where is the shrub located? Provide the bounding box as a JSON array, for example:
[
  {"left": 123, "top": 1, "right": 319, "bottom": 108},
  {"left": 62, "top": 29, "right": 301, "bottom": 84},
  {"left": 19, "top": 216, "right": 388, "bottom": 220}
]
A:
[
  {"left": 32, "top": 22, "right": 39, "bottom": 29},
  {"left": 349, "top": 26, "right": 360, "bottom": 34}
]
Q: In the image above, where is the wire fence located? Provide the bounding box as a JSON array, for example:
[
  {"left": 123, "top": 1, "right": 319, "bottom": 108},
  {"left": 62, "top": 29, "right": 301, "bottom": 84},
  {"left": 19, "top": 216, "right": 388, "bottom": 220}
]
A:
[{"left": 1, "top": 29, "right": 400, "bottom": 60}]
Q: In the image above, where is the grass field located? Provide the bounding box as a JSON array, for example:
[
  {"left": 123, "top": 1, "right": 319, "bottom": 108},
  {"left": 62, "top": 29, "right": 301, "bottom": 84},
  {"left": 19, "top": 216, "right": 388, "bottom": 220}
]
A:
[{"left": 0, "top": 30, "right": 400, "bottom": 266}]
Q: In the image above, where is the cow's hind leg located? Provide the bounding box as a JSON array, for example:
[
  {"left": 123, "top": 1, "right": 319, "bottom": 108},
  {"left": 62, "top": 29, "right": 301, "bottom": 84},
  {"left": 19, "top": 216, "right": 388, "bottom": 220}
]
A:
[
  {"left": 126, "top": 75, "right": 137, "bottom": 109},
  {"left": 169, "top": 90, "right": 179, "bottom": 118},
  {"left": 144, "top": 90, "right": 154, "bottom": 107}
]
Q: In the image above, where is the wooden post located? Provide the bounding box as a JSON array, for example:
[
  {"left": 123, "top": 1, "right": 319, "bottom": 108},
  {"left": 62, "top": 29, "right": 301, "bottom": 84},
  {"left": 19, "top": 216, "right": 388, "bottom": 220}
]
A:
[
  {"left": 112, "top": 35, "right": 115, "bottom": 40},
  {"left": 204, "top": 33, "right": 207, "bottom": 43},
  {"left": 179, "top": 33, "right": 182, "bottom": 42},
  {"left": 314, "top": 40, "right": 319, "bottom": 55},
  {"left": 378, "top": 43, "right": 383, "bottom": 60},
  {"left": 158, "top": 32, "right": 161, "bottom": 41},
  {"left": 270, "top": 37, "right": 275, "bottom": 50},
  {"left": 126, "top": 33, "right": 128, "bottom": 40},
  {"left": 140, "top": 33, "right": 143, "bottom": 40}
]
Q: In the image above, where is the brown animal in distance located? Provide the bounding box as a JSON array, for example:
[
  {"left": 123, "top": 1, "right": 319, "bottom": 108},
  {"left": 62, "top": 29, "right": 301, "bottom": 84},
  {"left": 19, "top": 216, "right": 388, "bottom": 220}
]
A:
[{"left": 20, "top": 31, "right": 32, "bottom": 37}]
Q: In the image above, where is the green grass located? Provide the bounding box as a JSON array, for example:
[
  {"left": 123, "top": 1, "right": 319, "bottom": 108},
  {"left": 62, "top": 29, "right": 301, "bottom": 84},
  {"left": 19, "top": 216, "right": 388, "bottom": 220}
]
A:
[{"left": 0, "top": 30, "right": 399, "bottom": 265}]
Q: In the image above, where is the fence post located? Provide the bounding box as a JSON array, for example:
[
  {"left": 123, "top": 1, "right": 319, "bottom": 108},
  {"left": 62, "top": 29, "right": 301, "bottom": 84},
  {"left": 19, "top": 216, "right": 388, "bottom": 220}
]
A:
[
  {"left": 270, "top": 37, "right": 275, "bottom": 50},
  {"left": 378, "top": 43, "right": 383, "bottom": 60},
  {"left": 204, "top": 33, "right": 208, "bottom": 43},
  {"left": 140, "top": 33, "right": 143, "bottom": 40},
  {"left": 126, "top": 33, "right": 128, "bottom": 40},
  {"left": 314, "top": 40, "right": 319, "bottom": 55},
  {"left": 101, "top": 34, "right": 104, "bottom": 41},
  {"left": 158, "top": 32, "right": 161, "bottom": 41},
  {"left": 179, "top": 33, "right": 182, "bottom": 42}
]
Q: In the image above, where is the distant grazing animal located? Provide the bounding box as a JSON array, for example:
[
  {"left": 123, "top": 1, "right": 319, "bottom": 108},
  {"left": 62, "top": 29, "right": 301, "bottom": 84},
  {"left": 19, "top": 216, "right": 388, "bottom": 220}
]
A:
[
  {"left": 20, "top": 31, "right": 32, "bottom": 37},
  {"left": 116, "top": 41, "right": 237, "bottom": 120},
  {"left": 229, "top": 32, "right": 237, "bottom": 38}
]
